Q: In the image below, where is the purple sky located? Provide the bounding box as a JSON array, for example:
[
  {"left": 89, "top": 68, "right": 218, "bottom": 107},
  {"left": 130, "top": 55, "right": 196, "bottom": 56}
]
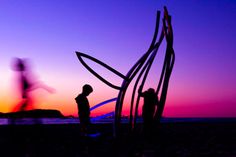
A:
[{"left": 0, "top": 0, "right": 236, "bottom": 117}]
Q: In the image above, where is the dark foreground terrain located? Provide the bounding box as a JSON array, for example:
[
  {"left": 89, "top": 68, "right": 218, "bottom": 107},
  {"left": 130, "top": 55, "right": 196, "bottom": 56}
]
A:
[{"left": 0, "top": 121, "right": 235, "bottom": 157}]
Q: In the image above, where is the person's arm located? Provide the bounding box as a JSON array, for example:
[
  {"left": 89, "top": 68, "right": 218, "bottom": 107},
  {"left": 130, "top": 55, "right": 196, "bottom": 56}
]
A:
[
  {"left": 29, "top": 81, "right": 55, "bottom": 93},
  {"left": 154, "top": 96, "right": 159, "bottom": 116},
  {"left": 138, "top": 86, "right": 144, "bottom": 97},
  {"left": 155, "top": 96, "right": 159, "bottom": 106}
]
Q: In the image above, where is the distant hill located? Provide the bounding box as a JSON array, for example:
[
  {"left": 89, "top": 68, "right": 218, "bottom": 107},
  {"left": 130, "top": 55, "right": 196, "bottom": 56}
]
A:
[{"left": 0, "top": 109, "right": 64, "bottom": 118}]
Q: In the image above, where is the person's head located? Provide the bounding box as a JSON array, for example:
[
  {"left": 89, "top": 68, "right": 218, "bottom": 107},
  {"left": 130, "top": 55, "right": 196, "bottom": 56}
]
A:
[
  {"left": 147, "top": 88, "right": 155, "bottom": 94},
  {"left": 11, "top": 58, "right": 26, "bottom": 71},
  {"left": 82, "top": 84, "right": 93, "bottom": 96}
]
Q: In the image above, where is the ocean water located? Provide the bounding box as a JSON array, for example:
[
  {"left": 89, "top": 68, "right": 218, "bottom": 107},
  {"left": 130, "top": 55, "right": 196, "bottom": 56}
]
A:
[
  {"left": 0, "top": 117, "right": 235, "bottom": 125},
  {"left": 0, "top": 118, "right": 116, "bottom": 125}
]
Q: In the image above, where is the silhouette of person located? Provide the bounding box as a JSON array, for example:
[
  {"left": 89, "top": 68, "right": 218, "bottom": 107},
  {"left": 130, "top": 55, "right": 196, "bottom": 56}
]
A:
[
  {"left": 10, "top": 58, "right": 54, "bottom": 124},
  {"left": 11, "top": 58, "right": 54, "bottom": 111},
  {"left": 139, "top": 87, "right": 159, "bottom": 135},
  {"left": 75, "top": 84, "right": 93, "bottom": 136}
]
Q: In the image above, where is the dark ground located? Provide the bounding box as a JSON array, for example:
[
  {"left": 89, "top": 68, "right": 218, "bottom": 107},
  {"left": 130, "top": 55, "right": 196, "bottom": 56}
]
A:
[{"left": 0, "top": 121, "right": 235, "bottom": 157}]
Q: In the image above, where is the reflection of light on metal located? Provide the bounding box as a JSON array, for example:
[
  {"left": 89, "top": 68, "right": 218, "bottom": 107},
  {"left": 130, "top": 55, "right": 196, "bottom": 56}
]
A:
[
  {"left": 90, "top": 98, "right": 117, "bottom": 111},
  {"left": 90, "top": 98, "right": 116, "bottom": 122},
  {"left": 76, "top": 7, "right": 175, "bottom": 137},
  {"left": 91, "top": 112, "right": 114, "bottom": 122}
]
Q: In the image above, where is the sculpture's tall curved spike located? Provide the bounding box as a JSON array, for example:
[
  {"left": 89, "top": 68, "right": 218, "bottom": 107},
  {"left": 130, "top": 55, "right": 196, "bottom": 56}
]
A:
[
  {"left": 154, "top": 7, "right": 175, "bottom": 123},
  {"left": 113, "top": 11, "right": 163, "bottom": 136},
  {"left": 133, "top": 48, "right": 158, "bottom": 129}
]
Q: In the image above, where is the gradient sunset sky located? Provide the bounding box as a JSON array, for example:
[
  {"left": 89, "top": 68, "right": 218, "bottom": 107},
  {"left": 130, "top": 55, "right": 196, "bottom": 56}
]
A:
[{"left": 0, "top": 0, "right": 235, "bottom": 117}]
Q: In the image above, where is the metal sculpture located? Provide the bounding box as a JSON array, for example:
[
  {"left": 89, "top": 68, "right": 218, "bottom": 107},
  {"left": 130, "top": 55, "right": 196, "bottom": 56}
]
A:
[
  {"left": 89, "top": 98, "right": 117, "bottom": 111},
  {"left": 89, "top": 98, "right": 116, "bottom": 121},
  {"left": 76, "top": 6, "right": 175, "bottom": 137}
]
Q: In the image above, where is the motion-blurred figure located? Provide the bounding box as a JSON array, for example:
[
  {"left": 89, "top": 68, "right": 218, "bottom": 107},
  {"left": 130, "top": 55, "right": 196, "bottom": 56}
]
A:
[
  {"left": 75, "top": 84, "right": 93, "bottom": 136},
  {"left": 10, "top": 58, "right": 54, "bottom": 122},
  {"left": 139, "top": 87, "right": 159, "bottom": 135}
]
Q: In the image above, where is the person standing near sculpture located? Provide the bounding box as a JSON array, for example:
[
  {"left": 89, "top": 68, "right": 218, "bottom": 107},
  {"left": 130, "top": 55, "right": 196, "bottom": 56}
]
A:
[
  {"left": 75, "top": 84, "right": 93, "bottom": 136},
  {"left": 139, "top": 87, "right": 159, "bottom": 135}
]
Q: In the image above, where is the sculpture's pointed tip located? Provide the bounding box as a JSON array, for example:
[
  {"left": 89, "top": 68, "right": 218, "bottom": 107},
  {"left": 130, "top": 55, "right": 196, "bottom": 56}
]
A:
[
  {"left": 75, "top": 51, "right": 82, "bottom": 55},
  {"left": 164, "top": 6, "right": 168, "bottom": 14}
]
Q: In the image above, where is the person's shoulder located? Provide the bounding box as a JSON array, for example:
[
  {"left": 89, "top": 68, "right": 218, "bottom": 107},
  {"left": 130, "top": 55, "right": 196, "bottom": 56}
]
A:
[
  {"left": 75, "top": 94, "right": 83, "bottom": 100},
  {"left": 143, "top": 91, "right": 149, "bottom": 96}
]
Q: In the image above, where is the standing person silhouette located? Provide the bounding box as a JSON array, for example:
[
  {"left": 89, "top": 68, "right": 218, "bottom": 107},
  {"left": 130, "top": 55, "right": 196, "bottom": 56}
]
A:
[
  {"left": 139, "top": 87, "right": 159, "bottom": 135},
  {"left": 75, "top": 84, "right": 93, "bottom": 136}
]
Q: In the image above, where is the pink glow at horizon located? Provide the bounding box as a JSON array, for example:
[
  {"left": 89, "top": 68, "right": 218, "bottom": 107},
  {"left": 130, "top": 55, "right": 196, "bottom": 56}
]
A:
[{"left": 0, "top": 1, "right": 236, "bottom": 117}]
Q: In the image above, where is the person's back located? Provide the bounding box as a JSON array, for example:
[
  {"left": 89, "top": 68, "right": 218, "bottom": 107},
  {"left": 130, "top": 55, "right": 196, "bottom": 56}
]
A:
[
  {"left": 139, "top": 87, "right": 158, "bottom": 135},
  {"left": 141, "top": 89, "right": 158, "bottom": 117},
  {"left": 75, "top": 93, "right": 90, "bottom": 124},
  {"left": 75, "top": 84, "right": 93, "bottom": 136},
  {"left": 142, "top": 89, "right": 157, "bottom": 119}
]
